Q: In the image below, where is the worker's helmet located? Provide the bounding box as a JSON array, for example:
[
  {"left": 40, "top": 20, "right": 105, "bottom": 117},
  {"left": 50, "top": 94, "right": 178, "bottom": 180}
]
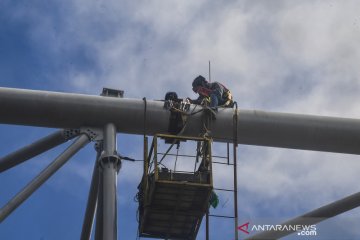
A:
[
  {"left": 165, "top": 91, "right": 178, "bottom": 101},
  {"left": 192, "top": 75, "right": 207, "bottom": 92}
]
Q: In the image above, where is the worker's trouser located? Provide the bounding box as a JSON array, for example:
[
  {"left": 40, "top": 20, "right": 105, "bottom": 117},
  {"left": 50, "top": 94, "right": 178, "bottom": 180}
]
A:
[
  {"left": 210, "top": 93, "right": 220, "bottom": 108},
  {"left": 210, "top": 92, "right": 233, "bottom": 108}
]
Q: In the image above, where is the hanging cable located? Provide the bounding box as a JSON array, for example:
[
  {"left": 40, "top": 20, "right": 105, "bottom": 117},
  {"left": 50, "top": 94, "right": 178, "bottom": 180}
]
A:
[
  {"left": 173, "top": 144, "right": 180, "bottom": 172},
  {"left": 158, "top": 142, "right": 175, "bottom": 165},
  {"left": 143, "top": 97, "right": 147, "bottom": 154},
  {"left": 232, "top": 101, "right": 239, "bottom": 240}
]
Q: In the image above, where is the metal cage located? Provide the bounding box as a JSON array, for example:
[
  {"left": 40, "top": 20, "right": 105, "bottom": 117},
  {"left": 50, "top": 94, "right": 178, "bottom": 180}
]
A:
[{"left": 138, "top": 134, "right": 213, "bottom": 239}]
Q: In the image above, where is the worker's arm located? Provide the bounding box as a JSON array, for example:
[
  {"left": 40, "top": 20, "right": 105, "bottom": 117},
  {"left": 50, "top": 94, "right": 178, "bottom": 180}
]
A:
[{"left": 187, "top": 96, "right": 203, "bottom": 105}]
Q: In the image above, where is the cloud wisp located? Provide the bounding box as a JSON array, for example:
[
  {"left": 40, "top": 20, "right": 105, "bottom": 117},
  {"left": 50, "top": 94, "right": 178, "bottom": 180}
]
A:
[{"left": 1, "top": 0, "right": 360, "bottom": 239}]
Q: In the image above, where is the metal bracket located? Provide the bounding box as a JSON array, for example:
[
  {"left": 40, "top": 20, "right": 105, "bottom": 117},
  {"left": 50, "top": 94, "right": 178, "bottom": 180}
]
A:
[
  {"left": 164, "top": 99, "right": 191, "bottom": 112},
  {"left": 163, "top": 100, "right": 173, "bottom": 110},
  {"left": 99, "top": 154, "right": 122, "bottom": 172},
  {"left": 180, "top": 99, "right": 191, "bottom": 112},
  {"left": 164, "top": 99, "right": 191, "bottom": 138},
  {"left": 80, "top": 127, "right": 103, "bottom": 142},
  {"left": 100, "top": 87, "right": 124, "bottom": 98},
  {"left": 94, "top": 140, "right": 103, "bottom": 153},
  {"left": 63, "top": 129, "right": 81, "bottom": 140}
]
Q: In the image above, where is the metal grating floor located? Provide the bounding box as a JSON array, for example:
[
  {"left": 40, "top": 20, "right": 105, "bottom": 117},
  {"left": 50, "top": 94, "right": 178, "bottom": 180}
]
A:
[{"left": 139, "top": 172, "right": 212, "bottom": 239}]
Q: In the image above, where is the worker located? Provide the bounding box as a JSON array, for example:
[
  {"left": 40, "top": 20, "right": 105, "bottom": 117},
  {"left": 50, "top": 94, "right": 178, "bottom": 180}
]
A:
[{"left": 189, "top": 75, "right": 233, "bottom": 109}]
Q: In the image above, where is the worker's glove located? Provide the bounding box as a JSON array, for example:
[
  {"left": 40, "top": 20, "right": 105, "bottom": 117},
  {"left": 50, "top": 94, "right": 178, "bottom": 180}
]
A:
[{"left": 201, "top": 97, "right": 211, "bottom": 106}]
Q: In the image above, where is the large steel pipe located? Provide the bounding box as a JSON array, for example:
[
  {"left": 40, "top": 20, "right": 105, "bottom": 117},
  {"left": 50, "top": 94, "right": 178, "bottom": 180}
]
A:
[
  {"left": 1, "top": 87, "right": 360, "bottom": 154},
  {"left": 0, "top": 87, "right": 169, "bottom": 135}
]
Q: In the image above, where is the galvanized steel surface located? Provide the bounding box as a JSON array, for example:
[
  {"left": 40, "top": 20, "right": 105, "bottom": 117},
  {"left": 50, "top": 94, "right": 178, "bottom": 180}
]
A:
[{"left": 1, "top": 87, "right": 360, "bottom": 154}]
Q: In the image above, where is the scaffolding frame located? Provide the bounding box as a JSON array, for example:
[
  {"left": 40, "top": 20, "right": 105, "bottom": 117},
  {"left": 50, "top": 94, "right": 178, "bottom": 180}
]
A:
[
  {"left": 206, "top": 141, "right": 238, "bottom": 240},
  {"left": 136, "top": 131, "right": 241, "bottom": 240},
  {"left": 138, "top": 134, "right": 214, "bottom": 239}
]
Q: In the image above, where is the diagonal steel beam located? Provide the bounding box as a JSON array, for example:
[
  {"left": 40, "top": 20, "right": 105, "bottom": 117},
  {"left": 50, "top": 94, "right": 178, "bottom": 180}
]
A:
[
  {"left": 0, "top": 133, "right": 90, "bottom": 222},
  {"left": 246, "top": 191, "right": 360, "bottom": 239},
  {"left": 80, "top": 143, "right": 102, "bottom": 240},
  {"left": 0, "top": 129, "right": 79, "bottom": 173}
]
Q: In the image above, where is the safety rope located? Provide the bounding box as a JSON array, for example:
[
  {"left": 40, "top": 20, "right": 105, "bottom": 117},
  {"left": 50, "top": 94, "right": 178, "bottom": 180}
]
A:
[
  {"left": 136, "top": 97, "right": 148, "bottom": 240},
  {"left": 158, "top": 103, "right": 201, "bottom": 166},
  {"left": 173, "top": 145, "right": 180, "bottom": 172},
  {"left": 143, "top": 97, "right": 147, "bottom": 140}
]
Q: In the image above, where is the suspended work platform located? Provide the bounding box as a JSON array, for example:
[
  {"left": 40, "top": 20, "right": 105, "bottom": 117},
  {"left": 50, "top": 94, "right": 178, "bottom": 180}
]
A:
[{"left": 138, "top": 134, "right": 213, "bottom": 239}]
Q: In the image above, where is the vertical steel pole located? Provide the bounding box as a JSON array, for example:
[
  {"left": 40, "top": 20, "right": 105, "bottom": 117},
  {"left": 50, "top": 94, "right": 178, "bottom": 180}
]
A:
[
  {"left": 97, "top": 123, "right": 121, "bottom": 240},
  {"left": 233, "top": 144, "right": 239, "bottom": 240},
  {"left": 206, "top": 138, "right": 212, "bottom": 240},
  {"left": 0, "top": 133, "right": 90, "bottom": 222},
  {"left": 208, "top": 61, "right": 211, "bottom": 82},
  {"left": 227, "top": 142, "right": 230, "bottom": 165},
  {"left": 81, "top": 142, "right": 102, "bottom": 240},
  {"left": 233, "top": 105, "right": 239, "bottom": 240},
  {"left": 143, "top": 136, "right": 148, "bottom": 187}
]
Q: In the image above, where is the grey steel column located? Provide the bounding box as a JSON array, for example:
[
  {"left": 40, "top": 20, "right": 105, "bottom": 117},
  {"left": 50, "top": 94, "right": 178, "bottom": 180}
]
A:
[
  {"left": 81, "top": 142, "right": 102, "bottom": 240},
  {"left": 246, "top": 191, "right": 360, "bottom": 240},
  {"left": 0, "top": 133, "right": 90, "bottom": 222},
  {"left": 0, "top": 129, "right": 78, "bottom": 173},
  {"left": 97, "top": 123, "right": 121, "bottom": 240}
]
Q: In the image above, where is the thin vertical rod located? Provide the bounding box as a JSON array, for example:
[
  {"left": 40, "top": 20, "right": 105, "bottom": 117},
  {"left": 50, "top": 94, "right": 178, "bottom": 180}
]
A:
[
  {"left": 233, "top": 104, "right": 239, "bottom": 240},
  {"left": 208, "top": 60, "right": 211, "bottom": 82},
  {"left": 154, "top": 136, "right": 158, "bottom": 180},
  {"left": 143, "top": 97, "right": 148, "bottom": 180},
  {"left": 0, "top": 133, "right": 90, "bottom": 222},
  {"left": 0, "top": 129, "right": 77, "bottom": 173},
  {"left": 80, "top": 144, "right": 102, "bottom": 240},
  {"left": 143, "top": 137, "right": 148, "bottom": 180},
  {"left": 98, "top": 123, "right": 120, "bottom": 240},
  {"left": 227, "top": 142, "right": 230, "bottom": 165},
  {"left": 206, "top": 210, "right": 210, "bottom": 240}
]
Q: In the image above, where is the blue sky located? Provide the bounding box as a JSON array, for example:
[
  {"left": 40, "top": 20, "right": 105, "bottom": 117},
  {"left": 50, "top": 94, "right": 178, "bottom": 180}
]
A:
[{"left": 1, "top": 0, "right": 360, "bottom": 239}]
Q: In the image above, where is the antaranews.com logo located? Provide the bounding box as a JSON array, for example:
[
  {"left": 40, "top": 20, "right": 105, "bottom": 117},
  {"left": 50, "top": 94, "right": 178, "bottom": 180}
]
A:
[{"left": 238, "top": 222, "right": 317, "bottom": 237}]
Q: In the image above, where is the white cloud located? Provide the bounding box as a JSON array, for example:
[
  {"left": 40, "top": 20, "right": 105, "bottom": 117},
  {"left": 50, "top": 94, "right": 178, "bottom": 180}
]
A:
[
  {"left": 3, "top": 0, "right": 360, "bottom": 238},
  {"left": 45, "top": 0, "right": 360, "bottom": 212}
]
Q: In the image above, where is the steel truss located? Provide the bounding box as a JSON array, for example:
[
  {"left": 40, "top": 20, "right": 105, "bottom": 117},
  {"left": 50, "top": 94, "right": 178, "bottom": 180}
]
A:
[
  {"left": 0, "top": 125, "right": 123, "bottom": 240},
  {"left": 1, "top": 87, "right": 360, "bottom": 239}
]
